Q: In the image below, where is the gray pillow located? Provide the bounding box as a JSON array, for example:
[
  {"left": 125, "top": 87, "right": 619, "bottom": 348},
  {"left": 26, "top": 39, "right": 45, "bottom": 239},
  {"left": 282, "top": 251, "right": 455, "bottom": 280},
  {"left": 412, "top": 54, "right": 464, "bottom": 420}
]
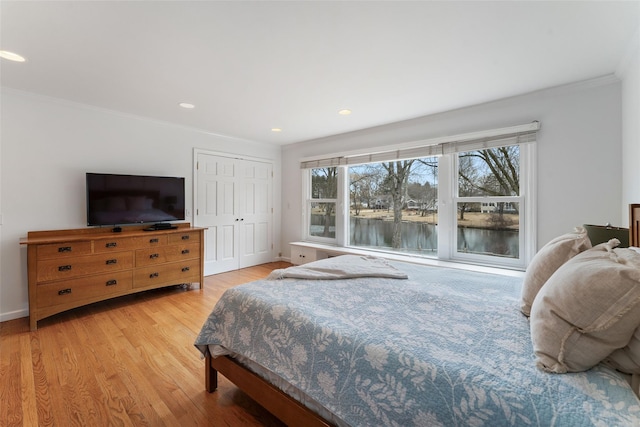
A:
[
  {"left": 520, "top": 227, "right": 591, "bottom": 316},
  {"left": 605, "top": 247, "right": 640, "bottom": 374},
  {"left": 605, "top": 326, "right": 640, "bottom": 374},
  {"left": 530, "top": 239, "right": 640, "bottom": 373}
]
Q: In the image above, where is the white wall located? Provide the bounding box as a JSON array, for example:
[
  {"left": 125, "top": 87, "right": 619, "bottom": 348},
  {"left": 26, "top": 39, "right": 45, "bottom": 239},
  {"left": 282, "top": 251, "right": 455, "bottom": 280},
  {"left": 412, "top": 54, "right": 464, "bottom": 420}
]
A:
[
  {"left": 281, "top": 76, "right": 623, "bottom": 259},
  {"left": 0, "top": 89, "right": 282, "bottom": 322},
  {"left": 621, "top": 32, "right": 640, "bottom": 222}
]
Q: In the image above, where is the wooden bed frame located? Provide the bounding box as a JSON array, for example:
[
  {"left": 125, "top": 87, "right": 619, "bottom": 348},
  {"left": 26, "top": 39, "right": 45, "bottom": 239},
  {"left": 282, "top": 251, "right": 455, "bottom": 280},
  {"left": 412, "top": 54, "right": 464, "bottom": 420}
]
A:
[
  {"left": 631, "top": 204, "right": 640, "bottom": 247},
  {"left": 203, "top": 204, "right": 640, "bottom": 426},
  {"left": 205, "top": 354, "right": 333, "bottom": 427}
]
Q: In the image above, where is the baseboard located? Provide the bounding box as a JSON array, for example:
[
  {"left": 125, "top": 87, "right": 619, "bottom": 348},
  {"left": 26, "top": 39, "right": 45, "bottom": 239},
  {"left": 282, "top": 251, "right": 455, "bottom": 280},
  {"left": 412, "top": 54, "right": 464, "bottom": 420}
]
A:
[{"left": 0, "top": 308, "right": 29, "bottom": 323}]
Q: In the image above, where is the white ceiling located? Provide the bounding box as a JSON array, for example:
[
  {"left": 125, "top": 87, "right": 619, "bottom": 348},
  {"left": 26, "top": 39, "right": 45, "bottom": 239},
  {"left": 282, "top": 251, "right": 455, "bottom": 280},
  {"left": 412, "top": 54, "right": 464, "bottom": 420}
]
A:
[{"left": 1, "top": 1, "right": 638, "bottom": 145}]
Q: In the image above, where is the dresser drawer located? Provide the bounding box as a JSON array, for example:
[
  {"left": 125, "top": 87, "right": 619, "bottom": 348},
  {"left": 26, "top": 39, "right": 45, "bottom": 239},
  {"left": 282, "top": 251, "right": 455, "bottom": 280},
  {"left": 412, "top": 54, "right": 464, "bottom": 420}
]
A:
[
  {"left": 37, "top": 241, "right": 92, "bottom": 259},
  {"left": 135, "top": 242, "right": 200, "bottom": 267},
  {"left": 133, "top": 259, "right": 201, "bottom": 288},
  {"left": 167, "top": 231, "right": 200, "bottom": 245},
  {"left": 37, "top": 251, "right": 134, "bottom": 282},
  {"left": 93, "top": 236, "right": 148, "bottom": 253},
  {"left": 36, "top": 271, "right": 133, "bottom": 308},
  {"left": 139, "top": 234, "right": 168, "bottom": 247}
]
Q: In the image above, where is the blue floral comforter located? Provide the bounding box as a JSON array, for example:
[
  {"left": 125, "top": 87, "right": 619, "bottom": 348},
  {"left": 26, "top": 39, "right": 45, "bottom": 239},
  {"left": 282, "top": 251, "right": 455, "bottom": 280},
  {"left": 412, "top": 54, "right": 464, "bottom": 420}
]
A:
[{"left": 195, "top": 261, "right": 640, "bottom": 426}]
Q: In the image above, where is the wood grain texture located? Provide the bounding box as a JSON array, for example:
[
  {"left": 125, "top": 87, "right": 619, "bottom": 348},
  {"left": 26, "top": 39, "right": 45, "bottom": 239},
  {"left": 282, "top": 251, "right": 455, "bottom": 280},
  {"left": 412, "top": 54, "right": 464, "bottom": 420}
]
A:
[{"left": 0, "top": 262, "right": 291, "bottom": 427}]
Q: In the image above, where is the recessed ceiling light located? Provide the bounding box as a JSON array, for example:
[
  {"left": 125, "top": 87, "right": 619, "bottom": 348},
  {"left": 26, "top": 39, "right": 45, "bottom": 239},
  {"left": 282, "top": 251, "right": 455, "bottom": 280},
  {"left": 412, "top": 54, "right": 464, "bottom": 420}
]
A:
[
  {"left": 271, "top": 128, "right": 282, "bottom": 132},
  {"left": 338, "top": 109, "right": 352, "bottom": 115},
  {"left": 0, "top": 50, "right": 26, "bottom": 62},
  {"left": 179, "top": 102, "right": 195, "bottom": 109}
]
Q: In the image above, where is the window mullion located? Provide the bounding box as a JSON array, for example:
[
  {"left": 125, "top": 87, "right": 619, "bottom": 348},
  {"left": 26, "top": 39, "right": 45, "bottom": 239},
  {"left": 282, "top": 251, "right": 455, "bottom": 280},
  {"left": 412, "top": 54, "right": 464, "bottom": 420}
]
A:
[
  {"left": 336, "top": 166, "right": 348, "bottom": 246},
  {"left": 438, "top": 153, "right": 455, "bottom": 260}
]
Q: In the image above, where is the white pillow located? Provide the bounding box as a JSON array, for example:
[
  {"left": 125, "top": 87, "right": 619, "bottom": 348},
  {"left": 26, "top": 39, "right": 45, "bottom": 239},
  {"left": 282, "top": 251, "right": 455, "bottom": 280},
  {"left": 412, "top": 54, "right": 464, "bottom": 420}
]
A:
[
  {"left": 520, "top": 227, "right": 591, "bottom": 316},
  {"left": 530, "top": 239, "right": 640, "bottom": 373}
]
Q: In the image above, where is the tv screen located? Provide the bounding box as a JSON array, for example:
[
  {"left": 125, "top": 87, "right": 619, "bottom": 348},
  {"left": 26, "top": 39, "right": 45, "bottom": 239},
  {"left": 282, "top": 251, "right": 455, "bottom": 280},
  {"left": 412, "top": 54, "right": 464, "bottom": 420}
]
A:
[{"left": 86, "top": 173, "right": 185, "bottom": 226}]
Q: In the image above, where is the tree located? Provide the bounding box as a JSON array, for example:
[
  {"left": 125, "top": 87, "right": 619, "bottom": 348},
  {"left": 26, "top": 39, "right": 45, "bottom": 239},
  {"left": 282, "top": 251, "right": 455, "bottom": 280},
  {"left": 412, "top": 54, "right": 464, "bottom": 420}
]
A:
[
  {"left": 312, "top": 167, "right": 337, "bottom": 237},
  {"left": 350, "top": 167, "right": 381, "bottom": 215},
  {"left": 457, "top": 155, "right": 479, "bottom": 220},
  {"left": 413, "top": 159, "right": 438, "bottom": 217},
  {"left": 381, "top": 160, "right": 414, "bottom": 248},
  {"left": 458, "top": 146, "right": 520, "bottom": 220},
  {"left": 459, "top": 146, "right": 519, "bottom": 198}
]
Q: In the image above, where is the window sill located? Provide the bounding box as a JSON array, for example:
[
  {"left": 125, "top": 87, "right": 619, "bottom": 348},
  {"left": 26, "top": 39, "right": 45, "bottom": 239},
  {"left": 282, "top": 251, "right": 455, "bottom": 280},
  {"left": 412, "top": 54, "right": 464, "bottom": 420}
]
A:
[{"left": 289, "top": 241, "right": 525, "bottom": 278}]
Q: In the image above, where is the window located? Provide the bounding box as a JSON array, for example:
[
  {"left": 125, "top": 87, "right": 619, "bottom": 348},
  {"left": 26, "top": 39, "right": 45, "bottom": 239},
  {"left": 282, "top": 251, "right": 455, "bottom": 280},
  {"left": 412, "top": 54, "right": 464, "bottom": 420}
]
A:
[
  {"left": 453, "top": 145, "right": 524, "bottom": 267},
  {"left": 305, "top": 167, "right": 338, "bottom": 241},
  {"left": 348, "top": 157, "right": 438, "bottom": 255},
  {"left": 301, "top": 123, "right": 538, "bottom": 269}
]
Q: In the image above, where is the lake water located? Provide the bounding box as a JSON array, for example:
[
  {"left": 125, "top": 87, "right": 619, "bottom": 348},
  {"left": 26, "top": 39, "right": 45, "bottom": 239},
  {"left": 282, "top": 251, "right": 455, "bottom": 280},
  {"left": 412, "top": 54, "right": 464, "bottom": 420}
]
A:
[{"left": 348, "top": 217, "right": 519, "bottom": 258}]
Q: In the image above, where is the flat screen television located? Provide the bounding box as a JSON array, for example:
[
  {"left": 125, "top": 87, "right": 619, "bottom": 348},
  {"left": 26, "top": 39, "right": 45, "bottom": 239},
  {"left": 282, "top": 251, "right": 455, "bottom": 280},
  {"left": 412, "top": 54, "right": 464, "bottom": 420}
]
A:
[{"left": 86, "top": 173, "right": 185, "bottom": 227}]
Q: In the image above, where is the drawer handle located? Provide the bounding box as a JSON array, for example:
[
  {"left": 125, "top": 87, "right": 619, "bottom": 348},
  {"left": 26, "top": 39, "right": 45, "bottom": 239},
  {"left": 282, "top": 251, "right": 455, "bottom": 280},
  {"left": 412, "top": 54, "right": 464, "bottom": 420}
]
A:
[
  {"left": 149, "top": 272, "right": 159, "bottom": 278},
  {"left": 58, "top": 246, "right": 72, "bottom": 253},
  {"left": 182, "top": 267, "right": 190, "bottom": 272},
  {"left": 181, "top": 235, "right": 190, "bottom": 240},
  {"left": 58, "top": 288, "right": 72, "bottom": 295},
  {"left": 105, "top": 242, "right": 117, "bottom": 248},
  {"left": 58, "top": 265, "right": 72, "bottom": 272},
  {"left": 106, "top": 279, "right": 118, "bottom": 286},
  {"left": 149, "top": 238, "right": 159, "bottom": 243},
  {"left": 181, "top": 249, "right": 190, "bottom": 255},
  {"left": 106, "top": 259, "right": 118, "bottom": 265},
  {"left": 149, "top": 253, "right": 159, "bottom": 259}
]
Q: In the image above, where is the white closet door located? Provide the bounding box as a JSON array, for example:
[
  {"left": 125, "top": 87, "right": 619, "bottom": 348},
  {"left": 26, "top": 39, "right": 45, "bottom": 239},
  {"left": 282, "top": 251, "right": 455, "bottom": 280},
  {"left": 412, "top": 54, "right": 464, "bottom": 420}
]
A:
[
  {"left": 196, "top": 154, "right": 239, "bottom": 275},
  {"left": 238, "top": 160, "right": 272, "bottom": 268},
  {"left": 195, "top": 151, "right": 273, "bottom": 275}
]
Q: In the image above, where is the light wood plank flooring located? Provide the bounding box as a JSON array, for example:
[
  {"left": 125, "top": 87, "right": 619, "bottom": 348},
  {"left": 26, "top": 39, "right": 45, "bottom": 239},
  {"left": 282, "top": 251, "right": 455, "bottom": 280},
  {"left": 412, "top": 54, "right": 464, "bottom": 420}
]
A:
[{"left": 0, "top": 262, "right": 292, "bottom": 427}]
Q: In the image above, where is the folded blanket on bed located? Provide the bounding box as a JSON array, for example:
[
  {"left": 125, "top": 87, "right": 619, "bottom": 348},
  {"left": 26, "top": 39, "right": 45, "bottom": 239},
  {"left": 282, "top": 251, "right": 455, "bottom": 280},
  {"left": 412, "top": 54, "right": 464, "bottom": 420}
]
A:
[{"left": 267, "top": 255, "right": 408, "bottom": 280}]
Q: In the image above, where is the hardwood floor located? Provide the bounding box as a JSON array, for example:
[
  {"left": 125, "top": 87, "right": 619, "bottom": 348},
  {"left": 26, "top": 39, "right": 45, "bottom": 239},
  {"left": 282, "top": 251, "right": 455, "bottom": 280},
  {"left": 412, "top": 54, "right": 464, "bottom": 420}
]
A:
[{"left": 0, "top": 262, "right": 292, "bottom": 427}]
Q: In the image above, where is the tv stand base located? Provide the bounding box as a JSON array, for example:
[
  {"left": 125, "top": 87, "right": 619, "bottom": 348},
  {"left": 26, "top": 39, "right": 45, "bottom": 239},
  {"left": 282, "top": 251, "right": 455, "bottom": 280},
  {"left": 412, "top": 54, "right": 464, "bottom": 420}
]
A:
[{"left": 144, "top": 223, "right": 178, "bottom": 231}]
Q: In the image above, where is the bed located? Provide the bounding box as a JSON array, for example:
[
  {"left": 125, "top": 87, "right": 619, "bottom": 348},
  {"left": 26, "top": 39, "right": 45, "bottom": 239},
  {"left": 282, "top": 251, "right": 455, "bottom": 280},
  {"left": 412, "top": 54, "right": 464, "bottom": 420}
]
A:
[{"left": 195, "top": 240, "right": 640, "bottom": 427}]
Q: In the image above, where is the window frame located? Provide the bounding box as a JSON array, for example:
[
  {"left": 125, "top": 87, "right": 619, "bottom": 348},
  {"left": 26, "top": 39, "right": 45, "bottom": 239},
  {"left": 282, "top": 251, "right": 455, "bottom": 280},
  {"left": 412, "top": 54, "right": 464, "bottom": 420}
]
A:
[
  {"left": 302, "top": 167, "right": 342, "bottom": 245},
  {"left": 299, "top": 124, "right": 538, "bottom": 270},
  {"left": 345, "top": 157, "right": 440, "bottom": 256},
  {"left": 447, "top": 143, "right": 532, "bottom": 269}
]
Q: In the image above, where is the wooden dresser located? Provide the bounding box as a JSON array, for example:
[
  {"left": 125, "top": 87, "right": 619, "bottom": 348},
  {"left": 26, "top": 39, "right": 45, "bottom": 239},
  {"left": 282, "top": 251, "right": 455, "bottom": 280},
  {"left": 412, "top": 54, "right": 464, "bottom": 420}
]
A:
[{"left": 20, "top": 223, "right": 205, "bottom": 330}]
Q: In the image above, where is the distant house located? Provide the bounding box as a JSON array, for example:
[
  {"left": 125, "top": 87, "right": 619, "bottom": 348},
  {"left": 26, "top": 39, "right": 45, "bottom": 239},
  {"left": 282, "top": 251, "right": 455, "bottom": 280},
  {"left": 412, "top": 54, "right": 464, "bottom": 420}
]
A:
[
  {"left": 373, "top": 196, "right": 392, "bottom": 210},
  {"left": 481, "top": 202, "right": 496, "bottom": 213},
  {"left": 406, "top": 199, "right": 419, "bottom": 210},
  {"left": 481, "top": 202, "right": 517, "bottom": 213}
]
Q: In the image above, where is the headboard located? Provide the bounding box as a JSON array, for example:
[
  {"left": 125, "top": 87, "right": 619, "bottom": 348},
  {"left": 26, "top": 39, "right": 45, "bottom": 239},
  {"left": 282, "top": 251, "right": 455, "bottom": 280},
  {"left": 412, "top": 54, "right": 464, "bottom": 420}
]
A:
[{"left": 630, "top": 204, "right": 640, "bottom": 247}]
